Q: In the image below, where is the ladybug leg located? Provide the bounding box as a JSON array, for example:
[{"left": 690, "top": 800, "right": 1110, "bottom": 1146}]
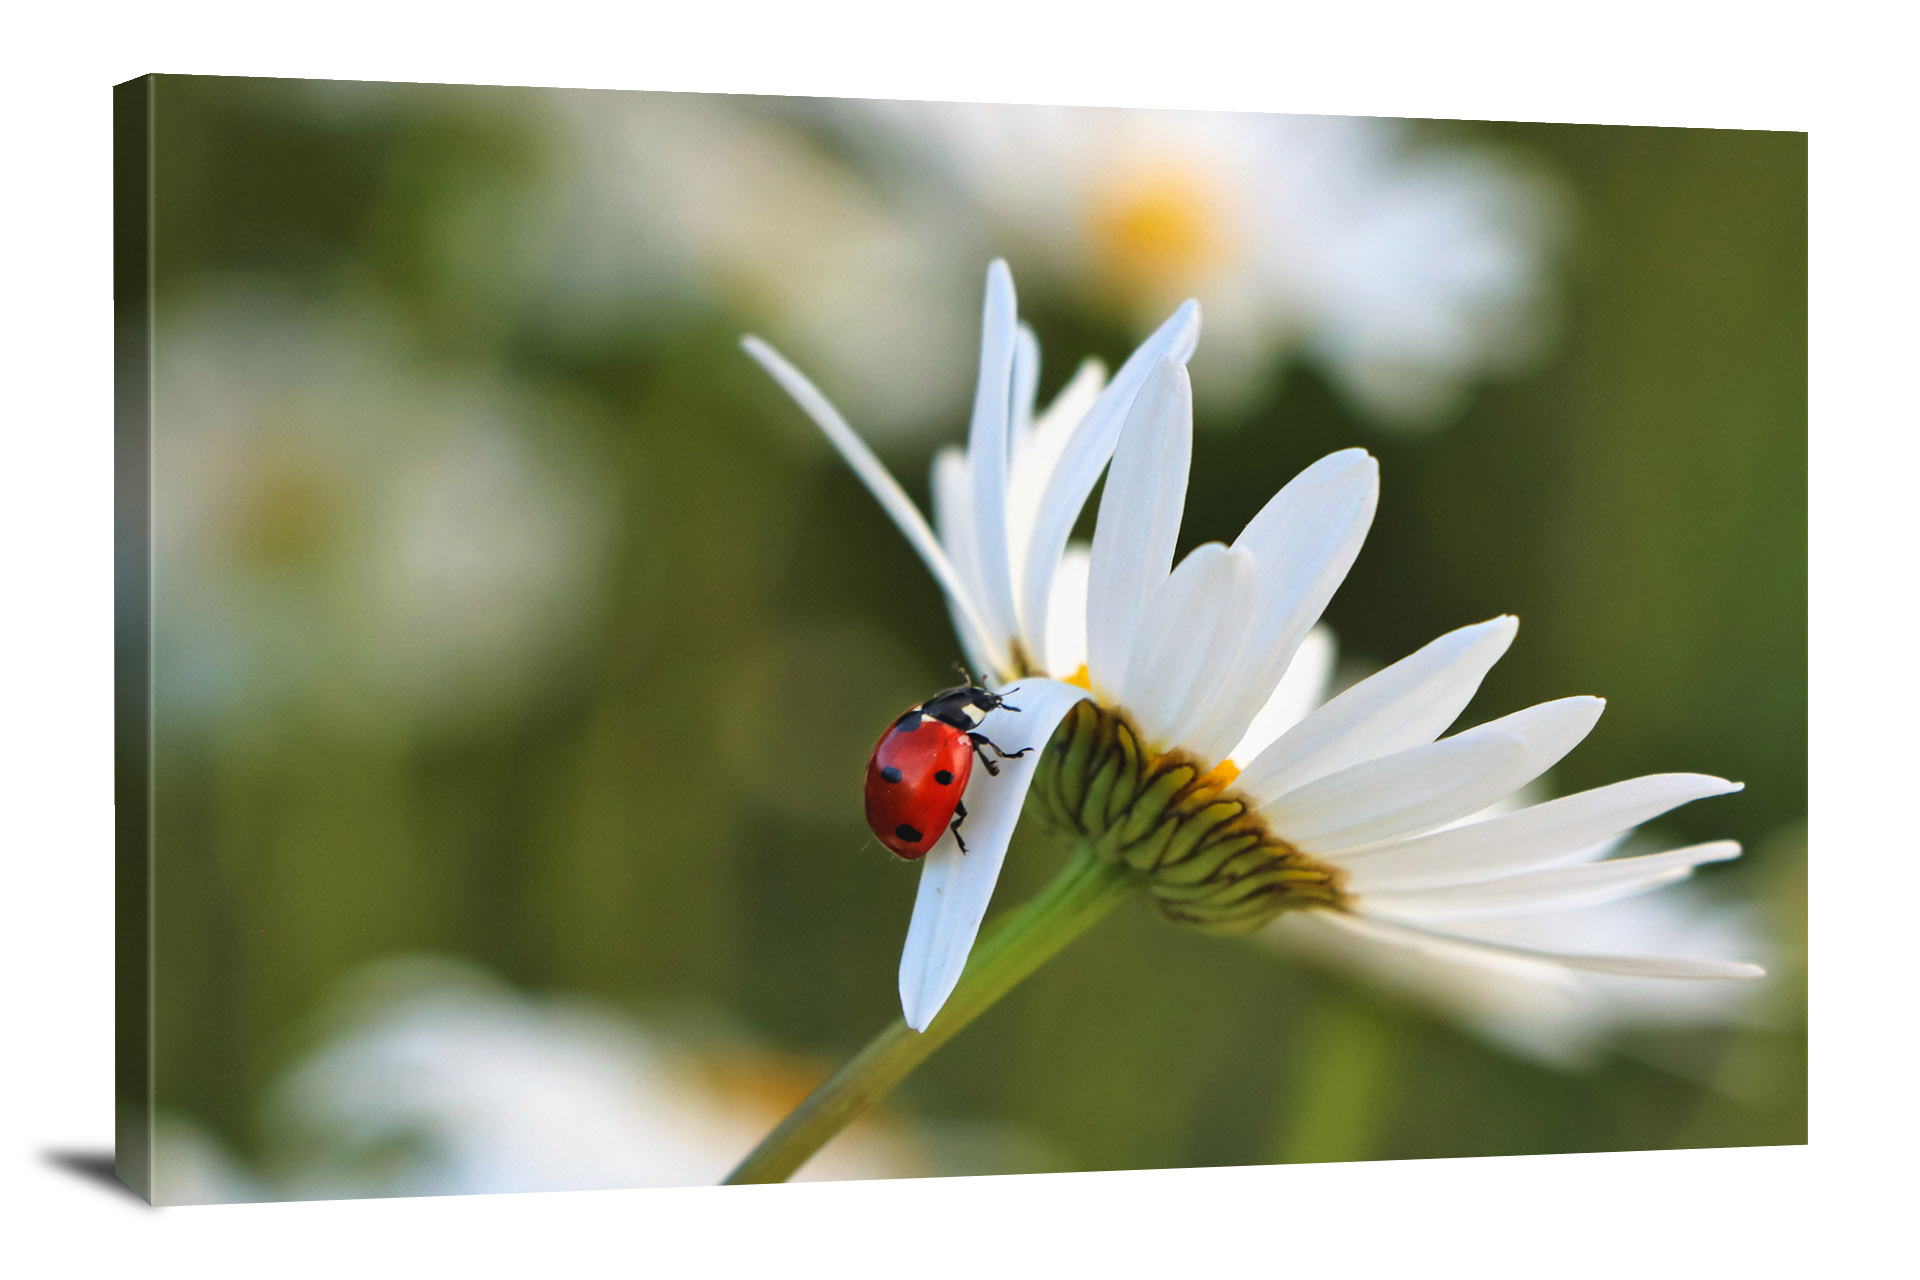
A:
[
  {"left": 950, "top": 800, "right": 970, "bottom": 854},
  {"left": 969, "top": 733, "right": 1033, "bottom": 777}
]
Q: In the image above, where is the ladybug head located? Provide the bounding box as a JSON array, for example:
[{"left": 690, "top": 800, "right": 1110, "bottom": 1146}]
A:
[
  {"left": 921, "top": 670, "right": 1022, "bottom": 730},
  {"left": 950, "top": 662, "right": 1021, "bottom": 710}
]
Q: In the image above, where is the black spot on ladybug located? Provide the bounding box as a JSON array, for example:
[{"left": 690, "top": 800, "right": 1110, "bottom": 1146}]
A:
[
  {"left": 880, "top": 766, "right": 903, "bottom": 783},
  {"left": 894, "top": 823, "right": 924, "bottom": 844},
  {"left": 934, "top": 770, "right": 955, "bottom": 786}
]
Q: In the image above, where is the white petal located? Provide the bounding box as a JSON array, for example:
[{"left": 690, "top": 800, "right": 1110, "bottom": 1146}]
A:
[
  {"left": 1009, "top": 358, "right": 1106, "bottom": 564},
  {"left": 1085, "top": 358, "right": 1192, "bottom": 699},
  {"left": 742, "top": 336, "right": 1005, "bottom": 673},
  {"left": 1457, "top": 696, "right": 1606, "bottom": 797},
  {"left": 1182, "top": 450, "right": 1380, "bottom": 764},
  {"left": 1360, "top": 841, "right": 1743, "bottom": 921},
  {"left": 1318, "top": 908, "right": 1766, "bottom": 980},
  {"left": 967, "top": 260, "right": 1023, "bottom": 650},
  {"left": 1340, "top": 774, "right": 1745, "bottom": 891},
  {"left": 1116, "top": 544, "right": 1259, "bottom": 750},
  {"left": 1264, "top": 729, "right": 1531, "bottom": 852},
  {"left": 1031, "top": 358, "right": 1106, "bottom": 453},
  {"left": 930, "top": 448, "right": 997, "bottom": 678},
  {"left": 1044, "top": 543, "right": 1092, "bottom": 677},
  {"left": 898, "top": 678, "right": 1093, "bottom": 1030},
  {"left": 1266, "top": 888, "right": 1771, "bottom": 1066},
  {"left": 1234, "top": 616, "right": 1517, "bottom": 792},
  {"left": 1018, "top": 301, "right": 1201, "bottom": 669},
  {"left": 1227, "top": 625, "right": 1337, "bottom": 765},
  {"left": 1011, "top": 323, "right": 1040, "bottom": 446}
]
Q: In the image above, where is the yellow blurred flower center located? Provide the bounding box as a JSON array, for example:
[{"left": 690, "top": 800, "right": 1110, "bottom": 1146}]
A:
[
  {"left": 1086, "top": 157, "right": 1230, "bottom": 300},
  {"left": 233, "top": 447, "right": 342, "bottom": 573}
]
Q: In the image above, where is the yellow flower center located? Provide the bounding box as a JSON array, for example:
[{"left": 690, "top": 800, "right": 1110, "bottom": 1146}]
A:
[
  {"left": 1029, "top": 700, "right": 1345, "bottom": 933},
  {"left": 1194, "top": 758, "right": 1241, "bottom": 792},
  {"left": 1060, "top": 667, "right": 1239, "bottom": 788},
  {"left": 1086, "top": 157, "right": 1231, "bottom": 302}
]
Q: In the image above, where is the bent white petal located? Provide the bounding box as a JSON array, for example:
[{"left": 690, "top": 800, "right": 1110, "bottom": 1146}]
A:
[
  {"left": 1234, "top": 616, "right": 1517, "bottom": 791},
  {"left": 897, "top": 678, "right": 1093, "bottom": 1031},
  {"left": 1183, "top": 450, "right": 1380, "bottom": 764},
  {"left": 1319, "top": 908, "right": 1766, "bottom": 980},
  {"left": 1227, "top": 624, "right": 1337, "bottom": 765},
  {"left": 1086, "top": 358, "right": 1192, "bottom": 699},
  {"left": 1360, "top": 841, "right": 1743, "bottom": 921},
  {"left": 1019, "top": 300, "right": 1201, "bottom": 667},
  {"left": 1266, "top": 729, "right": 1531, "bottom": 852},
  {"left": 742, "top": 335, "right": 1006, "bottom": 672},
  {"left": 1117, "top": 544, "right": 1259, "bottom": 750},
  {"left": 1340, "top": 773, "right": 1745, "bottom": 891},
  {"left": 967, "top": 261, "right": 1023, "bottom": 649}
]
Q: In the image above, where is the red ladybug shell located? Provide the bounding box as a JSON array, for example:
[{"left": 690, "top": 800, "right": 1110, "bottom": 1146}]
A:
[{"left": 865, "top": 714, "right": 974, "bottom": 859}]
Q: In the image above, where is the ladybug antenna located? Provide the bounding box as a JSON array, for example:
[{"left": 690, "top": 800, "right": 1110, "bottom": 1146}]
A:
[{"left": 953, "top": 660, "right": 983, "bottom": 690}]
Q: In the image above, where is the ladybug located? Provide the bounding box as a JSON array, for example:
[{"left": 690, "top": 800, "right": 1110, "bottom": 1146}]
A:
[{"left": 864, "top": 672, "right": 1031, "bottom": 860}]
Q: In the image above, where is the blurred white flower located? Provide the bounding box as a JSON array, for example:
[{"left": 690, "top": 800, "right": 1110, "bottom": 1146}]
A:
[
  {"left": 151, "top": 1114, "right": 271, "bottom": 1206},
  {"left": 152, "top": 292, "right": 614, "bottom": 730},
  {"left": 264, "top": 958, "right": 922, "bottom": 1197},
  {"left": 838, "top": 103, "right": 1564, "bottom": 426},
  {"left": 524, "top": 91, "right": 977, "bottom": 438}
]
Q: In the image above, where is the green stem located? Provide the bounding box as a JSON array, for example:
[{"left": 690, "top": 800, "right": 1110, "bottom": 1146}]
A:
[{"left": 724, "top": 842, "right": 1134, "bottom": 1184}]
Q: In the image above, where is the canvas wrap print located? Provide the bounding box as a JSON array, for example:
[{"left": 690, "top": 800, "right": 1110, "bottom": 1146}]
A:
[{"left": 114, "top": 75, "right": 1807, "bottom": 1205}]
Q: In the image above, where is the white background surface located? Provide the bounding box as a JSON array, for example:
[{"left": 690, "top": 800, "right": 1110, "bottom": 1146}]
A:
[{"left": 0, "top": 2, "right": 1897, "bottom": 1274}]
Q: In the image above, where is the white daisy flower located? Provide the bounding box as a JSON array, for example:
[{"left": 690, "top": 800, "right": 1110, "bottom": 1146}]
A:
[
  {"left": 263, "top": 957, "right": 921, "bottom": 1196},
  {"left": 152, "top": 293, "right": 614, "bottom": 730},
  {"left": 835, "top": 104, "right": 1563, "bottom": 426},
  {"left": 532, "top": 91, "right": 979, "bottom": 439},
  {"left": 744, "top": 261, "right": 1759, "bottom": 1033}
]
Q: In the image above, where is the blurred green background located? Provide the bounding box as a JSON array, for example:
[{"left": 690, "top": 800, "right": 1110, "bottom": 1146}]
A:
[{"left": 142, "top": 76, "right": 1805, "bottom": 1199}]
